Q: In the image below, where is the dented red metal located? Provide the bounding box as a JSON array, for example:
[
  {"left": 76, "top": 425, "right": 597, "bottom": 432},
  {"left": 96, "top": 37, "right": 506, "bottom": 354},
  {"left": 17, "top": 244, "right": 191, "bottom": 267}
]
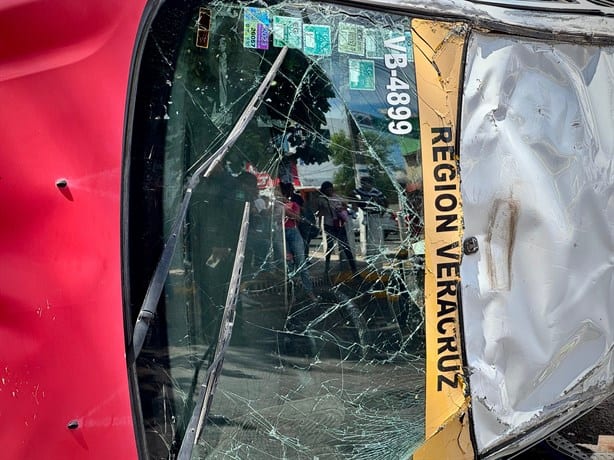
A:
[{"left": 0, "top": 0, "right": 146, "bottom": 458}]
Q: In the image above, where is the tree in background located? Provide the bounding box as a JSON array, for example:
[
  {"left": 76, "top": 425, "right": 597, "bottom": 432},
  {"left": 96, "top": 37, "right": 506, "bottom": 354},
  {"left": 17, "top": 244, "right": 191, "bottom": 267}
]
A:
[
  {"left": 263, "top": 48, "right": 334, "bottom": 166},
  {"left": 176, "top": 7, "right": 335, "bottom": 174},
  {"left": 328, "top": 130, "right": 397, "bottom": 204}
]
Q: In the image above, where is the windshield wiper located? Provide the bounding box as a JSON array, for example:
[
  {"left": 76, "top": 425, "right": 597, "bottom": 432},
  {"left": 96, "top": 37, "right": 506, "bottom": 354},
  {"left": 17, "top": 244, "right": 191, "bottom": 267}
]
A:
[
  {"left": 176, "top": 203, "right": 250, "bottom": 460},
  {"left": 131, "top": 46, "right": 288, "bottom": 359}
]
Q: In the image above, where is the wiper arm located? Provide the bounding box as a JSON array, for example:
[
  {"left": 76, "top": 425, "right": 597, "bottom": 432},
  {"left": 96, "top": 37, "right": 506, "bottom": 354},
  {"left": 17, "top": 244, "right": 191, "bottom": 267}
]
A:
[
  {"left": 177, "top": 203, "right": 250, "bottom": 460},
  {"left": 131, "top": 47, "right": 288, "bottom": 359}
]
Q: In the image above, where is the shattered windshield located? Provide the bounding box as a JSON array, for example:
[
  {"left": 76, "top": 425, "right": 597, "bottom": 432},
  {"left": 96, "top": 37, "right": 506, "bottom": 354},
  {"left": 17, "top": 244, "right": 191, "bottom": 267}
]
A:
[{"left": 128, "top": 1, "right": 426, "bottom": 458}]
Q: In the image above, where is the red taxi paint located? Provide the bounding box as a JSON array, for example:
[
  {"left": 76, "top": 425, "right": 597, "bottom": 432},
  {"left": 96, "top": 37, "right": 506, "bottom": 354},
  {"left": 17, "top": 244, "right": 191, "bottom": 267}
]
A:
[{"left": 0, "top": 1, "right": 146, "bottom": 458}]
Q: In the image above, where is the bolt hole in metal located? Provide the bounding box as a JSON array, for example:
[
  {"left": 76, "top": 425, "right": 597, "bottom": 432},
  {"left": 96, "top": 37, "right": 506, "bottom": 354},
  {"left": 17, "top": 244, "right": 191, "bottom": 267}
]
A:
[{"left": 66, "top": 420, "right": 79, "bottom": 430}]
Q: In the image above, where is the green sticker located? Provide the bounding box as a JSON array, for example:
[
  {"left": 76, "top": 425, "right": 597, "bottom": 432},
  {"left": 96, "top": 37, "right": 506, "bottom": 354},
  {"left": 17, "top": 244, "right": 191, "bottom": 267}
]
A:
[
  {"left": 273, "top": 16, "right": 302, "bottom": 48},
  {"left": 338, "top": 22, "right": 365, "bottom": 56},
  {"left": 365, "top": 29, "right": 384, "bottom": 59},
  {"left": 349, "top": 59, "right": 375, "bottom": 91},
  {"left": 405, "top": 31, "right": 414, "bottom": 62},
  {"left": 384, "top": 30, "right": 413, "bottom": 62},
  {"left": 303, "top": 24, "right": 332, "bottom": 56}
]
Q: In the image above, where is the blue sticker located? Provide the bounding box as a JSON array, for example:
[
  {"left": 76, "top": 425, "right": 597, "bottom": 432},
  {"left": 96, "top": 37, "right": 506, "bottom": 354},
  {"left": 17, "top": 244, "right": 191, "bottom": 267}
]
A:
[{"left": 244, "top": 7, "right": 270, "bottom": 50}]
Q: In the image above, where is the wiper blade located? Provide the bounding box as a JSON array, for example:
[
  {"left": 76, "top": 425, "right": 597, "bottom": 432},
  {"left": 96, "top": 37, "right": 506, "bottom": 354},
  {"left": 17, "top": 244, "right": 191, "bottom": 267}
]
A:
[
  {"left": 131, "top": 47, "right": 288, "bottom": 359},
  {"left": 177, "top": 203, "right": 250, "bottom": 460}
]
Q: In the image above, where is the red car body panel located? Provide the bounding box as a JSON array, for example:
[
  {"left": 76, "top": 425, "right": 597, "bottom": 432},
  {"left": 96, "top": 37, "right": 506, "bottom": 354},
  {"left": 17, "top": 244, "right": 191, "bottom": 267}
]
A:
[{"left": 0, "top": 1, "right": 146, "bottom": 458}]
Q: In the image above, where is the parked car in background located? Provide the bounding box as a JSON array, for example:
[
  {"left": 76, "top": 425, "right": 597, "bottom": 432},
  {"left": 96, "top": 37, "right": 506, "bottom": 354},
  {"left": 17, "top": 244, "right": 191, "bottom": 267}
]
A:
[{"left": 351, "top": 206, "right": 400, "bottom": 238}]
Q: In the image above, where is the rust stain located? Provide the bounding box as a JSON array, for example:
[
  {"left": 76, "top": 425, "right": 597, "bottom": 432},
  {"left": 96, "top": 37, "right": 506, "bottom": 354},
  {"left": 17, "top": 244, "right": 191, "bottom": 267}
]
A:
[{"left": 485, "top": 197, "right": 519, "bottom": 291}]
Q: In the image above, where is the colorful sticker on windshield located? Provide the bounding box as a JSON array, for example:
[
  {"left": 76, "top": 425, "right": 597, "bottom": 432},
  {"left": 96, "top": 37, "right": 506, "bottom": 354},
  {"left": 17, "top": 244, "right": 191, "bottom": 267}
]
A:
[
  {"left": 195, "top": 8, "right": 211, "bottom": 49},
  {"left": 338, "top": 22, "right": 365, "bottom": 56},
  {"left": 303, "top": 24, "right": 332, "bottom": 56},
  {"left": 405, "top": 32, "right": 415, "bottom": 62},
  {"left": 349, "top": 59, "right": 375, "bottom": 90},
  {"left": 273, "top": 16, "right": 302, "bottom": 48},
  {"left": 243, "top": 7, "right": 270, "bottom": 49},
  {"left": 365, "top": 29, "right": 384, "bottom": 59}
]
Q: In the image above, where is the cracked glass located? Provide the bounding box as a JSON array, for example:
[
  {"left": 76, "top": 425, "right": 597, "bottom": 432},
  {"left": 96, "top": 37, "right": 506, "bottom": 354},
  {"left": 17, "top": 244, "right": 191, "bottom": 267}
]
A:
[{"left": 128, "top": 1, "right": 427, "bottom": 458}]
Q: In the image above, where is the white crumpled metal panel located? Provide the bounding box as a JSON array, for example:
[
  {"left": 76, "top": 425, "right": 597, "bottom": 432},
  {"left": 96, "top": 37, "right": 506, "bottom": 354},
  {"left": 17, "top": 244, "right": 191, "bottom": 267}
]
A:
[{"left": 459, "top": 33, "right": 614, "bottom": 456}]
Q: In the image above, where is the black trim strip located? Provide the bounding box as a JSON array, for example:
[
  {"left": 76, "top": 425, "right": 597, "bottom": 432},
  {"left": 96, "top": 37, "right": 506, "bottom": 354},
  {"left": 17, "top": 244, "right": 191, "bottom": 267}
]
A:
[{"left": 121, "top": 1, "right": 166, "bottom": 458}]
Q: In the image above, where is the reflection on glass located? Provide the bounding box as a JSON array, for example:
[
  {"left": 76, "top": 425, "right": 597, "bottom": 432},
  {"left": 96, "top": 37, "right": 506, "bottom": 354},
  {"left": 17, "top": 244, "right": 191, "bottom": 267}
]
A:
[{"left": 130, "top": 1, "right": 426, "bottom": 458}]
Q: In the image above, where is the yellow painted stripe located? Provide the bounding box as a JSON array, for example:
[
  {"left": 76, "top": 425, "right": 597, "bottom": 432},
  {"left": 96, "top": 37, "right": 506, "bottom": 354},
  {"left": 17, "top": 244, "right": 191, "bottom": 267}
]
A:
[{"left": 412, "top": 18, "right": 474, "bottom": 459}]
